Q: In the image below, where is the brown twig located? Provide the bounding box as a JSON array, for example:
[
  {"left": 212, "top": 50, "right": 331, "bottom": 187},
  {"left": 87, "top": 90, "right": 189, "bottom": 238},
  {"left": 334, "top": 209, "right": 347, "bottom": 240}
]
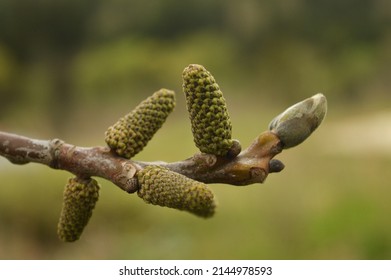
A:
[
  {"left": 0, "top": 130, "right": 284, "bottom": 193},
  {"left": 0, "top": 92, "right": 327, "bottom": 194}
]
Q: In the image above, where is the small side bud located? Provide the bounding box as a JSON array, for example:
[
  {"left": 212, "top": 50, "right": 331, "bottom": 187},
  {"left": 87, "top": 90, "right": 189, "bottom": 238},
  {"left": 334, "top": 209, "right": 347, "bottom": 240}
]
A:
[
  {"left": 105, "top": 89, "right": 175, "bottom": 158},
  {"left": 269, "top": 159, "right": 285, "bottom": 173},
  {"left": 137, "top": 165, "right": 216, "bottom": 218},
  {"left": 182, "top": 64, "right": 233, "bottom": 156},
  {"left": 57, "top": 177, "right": 100, "bottom": 242},
  {"left": 226, "top": 139, "right": 242, "bottom": 158},
  {"left": 269, "top": 93, "right": 327, "bottom": 149}
]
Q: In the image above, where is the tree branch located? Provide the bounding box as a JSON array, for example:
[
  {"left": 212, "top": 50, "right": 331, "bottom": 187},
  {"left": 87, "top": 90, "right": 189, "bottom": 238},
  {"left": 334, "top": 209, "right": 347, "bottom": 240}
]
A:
[
  {"left": 0, "top": 91, "right": 327, "bottom": 194},
  {"left": 0, "top": 63, "right": 328, "bottom": 241},
  {"left": 0, "top": 130, "right": 284, "bottom": 193}
]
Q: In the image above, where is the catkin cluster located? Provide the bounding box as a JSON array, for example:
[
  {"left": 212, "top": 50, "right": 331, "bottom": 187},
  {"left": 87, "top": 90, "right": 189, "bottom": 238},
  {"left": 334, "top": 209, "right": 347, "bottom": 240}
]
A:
[
  {"left": 57, "top": 65, "right": 237, "bottom": 240},
  {"left": 105, "top": 89, "right": 175, "bottom": 158},
  {"left": 182, "top": 64, "right": 233, "bottom": 156},
  {"left": 137, "top": 165, "right": 216, "bottom": 218},
  {"left": 51, "top": 64, "right": 326, "bottom": 243},
  {"left": 57, "top": 177, "right": 100, "bottom": 242}
]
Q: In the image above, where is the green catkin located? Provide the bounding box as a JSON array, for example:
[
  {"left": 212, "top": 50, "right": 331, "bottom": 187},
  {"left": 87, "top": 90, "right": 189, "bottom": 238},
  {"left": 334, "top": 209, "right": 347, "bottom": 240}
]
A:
[
  {"left": 105, "top": 89, "right": 175, "bottom": 159},
  {"left": 57, "top": 177, "right": 100, "bottom": 242},
  {"left": 137, "top": 165, "right": 216, "bottom": 218},
  {"left": 182, "top": 64, "right": 233, "bottom": 156}
]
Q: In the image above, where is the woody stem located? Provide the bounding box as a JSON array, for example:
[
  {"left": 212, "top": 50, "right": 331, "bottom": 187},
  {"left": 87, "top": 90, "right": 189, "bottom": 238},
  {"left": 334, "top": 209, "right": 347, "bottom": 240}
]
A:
[{"left": 0, "top": 130, "right": 284, "bottom": 192}]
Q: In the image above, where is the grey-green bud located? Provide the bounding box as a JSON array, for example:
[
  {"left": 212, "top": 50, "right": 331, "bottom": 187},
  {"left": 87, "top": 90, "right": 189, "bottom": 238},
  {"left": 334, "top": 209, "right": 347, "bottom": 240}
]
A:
[
  {"left": 269, "top": 93, "right": 327, "bottom": 149},
  {"left": 137, "top": 165, "right": 216, "bottom": 218}
]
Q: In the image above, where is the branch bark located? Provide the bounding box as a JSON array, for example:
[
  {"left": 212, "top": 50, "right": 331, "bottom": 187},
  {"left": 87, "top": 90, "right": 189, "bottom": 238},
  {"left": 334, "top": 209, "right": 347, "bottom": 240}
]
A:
[{"left": 0, "top": 130, "right": 284, "bottom": 193}]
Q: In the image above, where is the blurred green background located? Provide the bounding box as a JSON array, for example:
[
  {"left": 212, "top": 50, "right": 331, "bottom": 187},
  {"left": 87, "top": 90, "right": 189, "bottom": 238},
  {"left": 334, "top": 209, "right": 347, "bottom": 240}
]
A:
[{"left": 1, "top": 0, "right": 390, "bottom": 259}]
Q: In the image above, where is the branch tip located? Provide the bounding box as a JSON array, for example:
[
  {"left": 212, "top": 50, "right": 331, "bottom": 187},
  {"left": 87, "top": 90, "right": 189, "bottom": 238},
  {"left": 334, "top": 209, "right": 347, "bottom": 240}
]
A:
[{"left": 269, "top": 93, "right": 327, "bottom": 149}]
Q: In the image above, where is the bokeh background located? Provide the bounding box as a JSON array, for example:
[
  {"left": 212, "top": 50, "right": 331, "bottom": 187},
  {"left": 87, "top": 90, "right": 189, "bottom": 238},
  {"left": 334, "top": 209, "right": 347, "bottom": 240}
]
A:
[{"left": 1, "top": 0, "right": 390, "bottom": 259}]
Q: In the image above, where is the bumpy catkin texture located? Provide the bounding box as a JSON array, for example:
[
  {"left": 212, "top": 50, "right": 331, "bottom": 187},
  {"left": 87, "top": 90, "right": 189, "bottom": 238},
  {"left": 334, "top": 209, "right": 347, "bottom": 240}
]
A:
[
  {"left": 137, "top": 165, "right": 216, "bottom": 218},
  {"left": 57, "top": 177, "right": 100, "bottom": 242},
  {"left": 105, "top": 89, "right": 175, "bottom": 159},
  {"left": 182, "top": 64, "right": 233, "bottom": 156}
]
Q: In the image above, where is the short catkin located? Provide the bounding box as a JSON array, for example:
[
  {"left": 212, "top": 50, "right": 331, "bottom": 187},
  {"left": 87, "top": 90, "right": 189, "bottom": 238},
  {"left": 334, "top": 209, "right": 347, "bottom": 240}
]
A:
[
  {"left": 137, "top": 165, "right": 216, "bottom": 218},
  {"left": 105, "top": 89, "right": 175, "bottom": 159},
  {"left": 57, "top": 177, "right": 100, "bottom": 242},
  {"left": 182, "top": 64, "right": 233, "bottom": 156}
]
